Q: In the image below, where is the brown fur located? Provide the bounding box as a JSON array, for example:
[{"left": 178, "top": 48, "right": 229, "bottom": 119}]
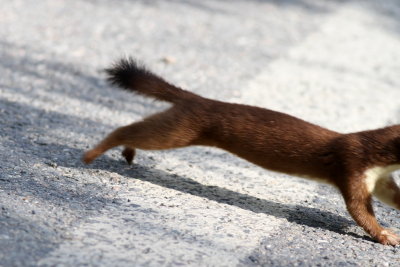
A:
[{"left": 83, "top": 58, "right": 400, "bottom": 245}]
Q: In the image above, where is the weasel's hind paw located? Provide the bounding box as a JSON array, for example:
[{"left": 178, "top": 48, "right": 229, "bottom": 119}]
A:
[
  {"left": 122, "top": 147, "right": 135, "bottom": 165},
  {"left": 83, "top": 149, "right": 100, "bottom": 164}
]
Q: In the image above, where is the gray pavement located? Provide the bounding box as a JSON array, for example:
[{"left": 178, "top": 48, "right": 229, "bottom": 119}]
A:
[{"left": 1, "top": 0, "right": 400, "bottom": 266}]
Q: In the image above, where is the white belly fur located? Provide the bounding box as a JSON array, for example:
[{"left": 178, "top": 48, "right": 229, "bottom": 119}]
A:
[
  {"left": 364, "top": 165, "right": 400, "bottom": 208},
  {"left": 364, "top": 165, "right": 400, "bottom": 193}
]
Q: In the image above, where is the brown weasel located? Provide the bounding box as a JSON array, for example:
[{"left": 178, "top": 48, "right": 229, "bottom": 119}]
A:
[{"left": 83, "top": 58, "right": 400, "bottom": 245}]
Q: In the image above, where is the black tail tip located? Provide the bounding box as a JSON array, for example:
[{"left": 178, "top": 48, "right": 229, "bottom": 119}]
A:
[{"left": 105, "top": 57, "right": 150, "bottom": 89}]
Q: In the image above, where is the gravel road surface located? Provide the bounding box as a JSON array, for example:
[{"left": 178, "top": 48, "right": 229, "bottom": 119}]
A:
[{"left": 1, "top": 0, "right": 400, "bottom": 266}]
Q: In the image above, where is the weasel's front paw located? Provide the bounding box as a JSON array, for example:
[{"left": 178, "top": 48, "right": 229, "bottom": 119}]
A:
[
  {"left": 82, "top": 150, "right": 98, "bottom": 164},
  {"left": 377, "top": 229, "right": 400, "bottom": 246}
]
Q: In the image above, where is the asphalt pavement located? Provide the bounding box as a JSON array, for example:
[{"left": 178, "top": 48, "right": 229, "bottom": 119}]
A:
[{"left": 1, "top": 0, "right": 400, "bottom": 266}]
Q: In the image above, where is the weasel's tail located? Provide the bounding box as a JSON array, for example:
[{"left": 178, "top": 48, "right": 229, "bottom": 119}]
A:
[{"left": 105, "top": 58, "right": 199, "bottom": 103}]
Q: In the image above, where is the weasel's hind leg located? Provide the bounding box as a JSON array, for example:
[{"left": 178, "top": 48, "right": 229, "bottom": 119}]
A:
[
  {"left": 372, "top": 175, "right": 400, "bottom": 210},
  {"left": 83, "top": 108, "right": 199, "bottom": 164}
]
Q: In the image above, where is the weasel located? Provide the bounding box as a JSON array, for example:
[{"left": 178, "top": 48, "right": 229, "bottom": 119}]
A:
[{"left": 83, "top": 58, "right": 400, "bottom": 245}]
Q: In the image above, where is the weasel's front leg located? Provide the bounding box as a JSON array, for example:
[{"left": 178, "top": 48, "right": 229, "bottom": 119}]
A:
[{"left": 341, "top": 181, "right": 400, "bottom": 245}]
